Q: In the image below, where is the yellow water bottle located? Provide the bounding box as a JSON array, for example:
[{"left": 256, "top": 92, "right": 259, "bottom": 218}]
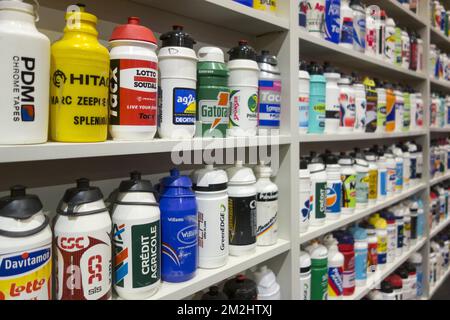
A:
[{"left": 50, "top": 4, "right": 109, "bottom": 142}]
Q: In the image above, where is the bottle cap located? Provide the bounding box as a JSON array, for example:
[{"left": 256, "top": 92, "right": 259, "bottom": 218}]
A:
[
  {"left": 228, "top": 40, "right": 257, "bottom": 61},
  {"left": 198, "top": 47, "right": 225, "bottom": 63},
  {"left": 0, "top": 186, "right": 43, "bottom": 220},
  {"left": 160, "top": 25, "right": 196, "bottom": 49},
  {"left": 110, "top": 17, "right": 157, "bottom": 44}
]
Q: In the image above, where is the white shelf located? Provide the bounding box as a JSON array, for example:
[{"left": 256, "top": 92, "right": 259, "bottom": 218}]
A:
[
  {"left": 430, "top": 267, "right": 450, "bottom": 297},
  {"left": 343, "top": 238, "right": 427, "bottom": 300},
  {"left": 430, "top": 218, "right": 450, "bottom": 238},
  {"left": 430, "top": 172, "right": 450, "bottom": 186},
  {"left": 430, "top": 77, "right": 450, "bottom": 92},
  {"left": 0, "top": 135, "right": 291, "bottom": 163},
  {"left": 430, "top": 26, "right": 450, "bottom": 53},
  {"left": 430, "top": 127, "right": 450, "bottom": 133},
  {"left": 299, "top": 130, "right": 427, "bottom": 143},
  {"left": 114, "top": 239, "right": 290, "bottom": 300},
  {"left": 300, "top": 182, "right": 427, "bottom": 245},
  {"left": 298, "top": 28, "right": 427, "bottom": 82}
]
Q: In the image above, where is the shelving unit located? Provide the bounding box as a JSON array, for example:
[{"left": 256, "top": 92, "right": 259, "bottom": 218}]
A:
[
  {"left": 430, "top": 218, "right": 450, "bottom": 238},
  {"left": 430, "top": 268, "right": 450, "bottom": 297},
  {"left": 1, "top": 0, "right": 449, "bottom": 301}
]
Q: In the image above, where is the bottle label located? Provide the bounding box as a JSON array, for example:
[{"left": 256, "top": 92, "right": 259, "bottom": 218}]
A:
[
  {"left": 368, "top": 169, "right": 378, "bottom": 200},
  {"left": 385, "top": 92, "right": 396, "bottom": 132},
  {"left": 355, "top": 248, "right": 368, "bottom": 281},
  {"left": 300, "top": 275, "right": 311, "bottom": 300},
  {"left": 377, "top": 235, "right": 387, "bottom": 264},
  {"left": 342, "top": 254, "right": 355, "bottom": 290},
  {"left": 355, "top": 96, "right": 367, "bottom": 131},
  {"left": 173, "top": 88, "right": 196, "bottom": 125},
  {"left": 377, "top": 100, "right": 387, "bottom": 128},
  {"left": 258, "top": 80, "right": 281, "bottom": 128},
  {"left": 396, "top": 163, "right": 403, "bottom": 191},
  {"left": 339, "top": 92, "right": 356, "bottom": 128},
  {"left": 356, "top": 172, "right": 369, "bottom": 204},
  {"left": 256, "top": 191, "right": 278, "bottom": 245},
  {"left": 0, "top": 245, "right": 52, "bottom": 300},
  {"left": 403, "top": 94, "right": 411, "bottom": 130},
  {"left": 229, "top": 89, "right": 258, "bottom": 131},
  {"left": 365, "top": 90, "right": 378, "bottom": 132},
  {"left": 112, "top": 220, "right": 160, "bottom": 290},
  {"left": 109, "top": 59, "right": 158, "bottom": 127},
  {"left": 379, "top": 171, "right": 387, "bottom": 196},
  {"left": 299, "top": 95, "right": 309, "bottom": 130},
  {"left": 55, "top": 230, "right": 112, "bottom": 300},
  {"left": 327, "top": 265, "right": 343, "bottom": 298},
  {"left": 229, "top": 196, "right": 257, "bottom": 246},
  {"left": 341, "top": 174, "right": 356, "bottom": 209},
  {"left": 387, "top": 227, "right": 396, "bottom": 261},
  {"left": 385, "top": 30, "right": 396, "bottom": 61},
  {"left": 326, "top": 181, "right": 342, "bottom": 214},
  {"left": 397, "top": 223, "right": 404, "bottom": 249},
  {"left": 324, "top": 0, "right": 341, "bottom": 44},
  {"left": 311, "top": 182, "right": 327, "bottom": 221},
  {"left": 353, "top": 15, "right": 366, "bottom": 50},
  {"left": 367, "top": 243, "right": 378, "bottom": 273},
  {"left": 50, "top": 62, "right": 109, "bottom": 140},
  {"left": 197, "top": 91, "right": 230, "bottom": 137},
  {"left": 306, "top": 0, "right": 325, "bottom": 35},
  {"left": 311, "top": 265, "right": 328, "bottom": 300},
  {"left": 300, "top": 190, "right": 311, "bottom": 229},
  {"left": 340, "top": 17, "right": 354, "bottom": 44},
  {"left": 308, "top": 95, "right": 325, "bottom": 133},
  {"left": 387, "top": 168, "right": 397, "bottom": 193}
]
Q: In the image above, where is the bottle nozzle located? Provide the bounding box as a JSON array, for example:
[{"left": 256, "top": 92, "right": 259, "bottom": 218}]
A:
[
  {"left": 130, "top": 171, "right": 142, "bottom": 181},
  {"left": 76, "top": 178, "right": 90, "bottom": 189},
  {"left": 10, "top": 185, "right": 26, "bottom": 197},
  {"left": 128, "top": 16, "right": 140, "bottom": 25}
]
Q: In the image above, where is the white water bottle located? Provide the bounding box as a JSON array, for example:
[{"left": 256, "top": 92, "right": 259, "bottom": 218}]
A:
[
  {"left": 299, "top": 251, "right": 312, "bottom": 300},
  {"left": 365, "top": 5, "right": 379, "bottom": 57},
  {"left": 191, "top": 165, "right": 229, "bottom": 268},
  {"left": 385, "top": 18, "right": 396, "bottom": 64},
  {"left": 158, "top": 26, "right": 197, "bottom": 139},
  {"left": 307, "top": 0, "right": 325, "bottom": 38},
  {"left": 111, "top": 172, "right": 161, "bottom": 299},
  {"left": 324, "top": 65, "right": 341, "bottom": 134},
  {"left": 254, "top": 266, "right": 281, "bottom": 300},
  {"left": 0, "top": 0, "right": 50, "bottom": 144},
  {"left": 255, "top": 162, "right": 279, "bottom": 246},
  {"left": 338, "top": 76, "right": 356, "bottom": 132},
  {"left": 227, "top": 41, "right": 259, "bottom": 137},
  {"left": 300, "top": 158, "right": 311, "bottom": 233},
  {"left": 325, "top": 237, "right": 344, "bottom": 300},
  {"left": 308, "top": 162, "right": 328, "bottom": 226},
  {"left": 350, "top": 0, "right": 366, "bottom": 53},
  {"left": 340, "top": 0, "right": 354, "bottom": 49}
]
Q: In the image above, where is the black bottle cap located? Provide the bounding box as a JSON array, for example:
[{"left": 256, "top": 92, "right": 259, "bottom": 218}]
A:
[
  {"left": 201, "top": 286, "right": 228, "bottom": 300},
  {"left": 160, "top": 25, "right": 196, "bottom": 49},
  {"left": 257, "top": 50, "right": 278, "bottom": 66},
  {"left": 381, "top": 281, "right": 394, "bottom": 293},
  {"left": 119, "top": 171, "right": 155, "bottom": 193},
  {"left": 300, "top": 60, "right": 309, "bottom": 71},
  {"left": 300, "top": 158, "right": 309, "bottom": 170},
  {"left": 228, "top": 40, "right": 257, "bottom": 61},
  {"left": 0, "top": 186, "right": 43, "bottom": 220},
  {"left": 59, "top": 178, "right": 104, "bottom": 215},
  {"left": 223, "top": 275, "right": 258, "bottom": 300},
  {"left": 309, "top": 62, "right": 323, "bottom": 75}
]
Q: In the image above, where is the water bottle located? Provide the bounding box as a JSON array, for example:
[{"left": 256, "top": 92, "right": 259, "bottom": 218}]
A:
[
  {"left": 324, "top": 64, "right": 341, "bottom": 134},
  {"left": 363, "top": 77, "right": 378, "bottom": 133},
  {"left": 159, "top": 169, "right": 198, "bottom": 282},
  {"left": 308, "top": 242, "right": 328, "bottom": 300},
  {"left": 325, "top": 154, "right": 342, "bottom": 220},
  {"left": 0, "top": 0, "right": 50, "bottom": 144},
  {"left": 351, "top": 227, "right": 368, "bottom": 287},
  {"left": 338, "top": 76, "right": 356, "bottom": 132},
  {"left": 299, "top": 251, "right": 312, "bottom": 300},
  {"left": 307, "top": 0, "right": 326, "bottom": 38},
  {"left": 340, "top": 0, "right": 354, "bottom": 49},
  {"left": 299, "top": 61, "right": 311, "bottom": 134},
  {"left": 324, "top": 0, "right": 341, "bottom": 44},
  {"left": 308, "top": 62, "right": 326, "bottom": 134},
  {"left": 339, "top": 155, "right": 357, "bottom": 215},
  {"left": 350, "top": 0, "right": 366, "bottom": 53},
  {"left": 308, "top": 161, "right": 328, "bottom": 226}
]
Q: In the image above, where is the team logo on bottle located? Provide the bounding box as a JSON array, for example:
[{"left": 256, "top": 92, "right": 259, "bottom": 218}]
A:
[
  {"left": 12, "top": 56, "right": 37, "bottom": 123},
  {"left": 173, "top": 88, "right": 196, "bottom": 125},
  {"left": 328, "top": 266, "right": 343, "bottom": 297},
  {"left": 248, "top": 94, "right": 258, "bottom": 113},
  {"left": 52, "top": 70, "right": 67, "bottom": 88},
  {"left": 198, "top": 91, "right": 229, "bottom": 136},
  {"left": 113, "top": 224, "right": 129, "bottom": 287},
  {"left": 301, "top": 198, "right": 310, "bottom": 222},
  {"left": 326, "top": 183, "right": 342, "bottom": 213}
]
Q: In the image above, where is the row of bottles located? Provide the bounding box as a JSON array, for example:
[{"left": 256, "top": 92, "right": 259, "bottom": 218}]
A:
[
  {"left": 300, "top": 141, "right": 423, "bottom": 233},
  {"left": 0, "top": 3, "right": 283, "bottom": 145},
  {"left": 299, "top": 1, "right": 424, "bottom": 72},
  {"left": 430, "top": 94, "right": 450, "bottom": 129},
  {"left": 430, "top": 182, "right": 450, "bottom": 232},
  {"left": 200, "top": 267, "right": 281, "bottom": 300},
  {"left": 300, "top": 196, "right": 425, "bottom": 300},
  {"left": 0, "top": 162, "right": 279, "bottom": 300},
  {"left": 429, "top": 45, "right": 450, "bottom": 82},
  {"left": 365, "top": 252, "right": 424, "bottom": 300},
  {"left": 299, "top": 62, "right": 424, "bottom": 135},
  {"left": 429, "top": 229, "right": 450, "bottom": 289},
  {"left": 431, "top": 0, "right": 450, "bottom": 35}
]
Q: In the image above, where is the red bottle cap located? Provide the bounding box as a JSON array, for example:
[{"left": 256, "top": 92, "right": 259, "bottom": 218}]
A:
[{"left": 110, "top": 17, "right": 157, "bottom": 44}]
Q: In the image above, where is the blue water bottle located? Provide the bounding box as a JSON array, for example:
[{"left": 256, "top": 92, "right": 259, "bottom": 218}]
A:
[
  {"left": 325, "top": 0, "right": 341, "bottom": 44},
  {"left": 159, "top": 168, "right": 198, "bottom": 283},
  {"left": 308, "top": 62, "right": 326, "bottom": 134},
  {"left": 351, "top": 227, "right": 368, "bottom": 287}
]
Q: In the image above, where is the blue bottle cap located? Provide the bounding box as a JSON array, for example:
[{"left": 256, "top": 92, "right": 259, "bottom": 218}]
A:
[
  {"left": 351, "top": 227, "right": 367, "bottom": 241},
  {"left": 335, "top": 231, "right": 354, "bottom": 245},
  {"left": 160, "top": 168, "right": 193, "bottom": 188},
  {"left": 380, "top": 211, "right": 396, "bottom": 223}
]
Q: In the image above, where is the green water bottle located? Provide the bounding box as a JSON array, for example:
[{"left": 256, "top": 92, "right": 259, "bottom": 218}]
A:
[
  {"left": 196, "top": 47, "right": 230, "bottom": 138},
  {"left": 308, "top": 242, "right": 328, "bottom": 300}
]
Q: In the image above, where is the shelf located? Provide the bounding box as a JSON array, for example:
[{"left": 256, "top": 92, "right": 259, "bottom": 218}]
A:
[
  {"left": 298, "top": 28, "right": 427, "bottom": 82},
  {"left": 343, "top": 238, "right": 427, "bottom": 300},
  {"left": 300, "top": 182, "right": 427, "bottom": 245},
  {"left": 299, "top": 130, "right": 427, "bottom": 144},
  {"left": 39, "top": 0, "right": 289, "bottom": 37},
  {"left": 430, "top": 26, "right": 450, "bottom": 53},
  {"left": 0, "top": 135, "right": 291, "bottom": 163},
  {"left": 430, "top": 78, "right": 450, "bottom": 93},
  {"left": 368, "top": 0, "right": 426, "bottom": 29},
  {"left": 430, "top": 218, "right": 450, "bottom": 238},
  {"left": 430, "top": 127, "right": 450, "bottom": 133},
  {"left": 114, "top": 239, "right": 290, "bottom": 300},
  {"left": 430, "top": 172, "right": 450, "bottom": 186},
  {"left": 430, "top": 267, "right": 450, "bottom": 297}
]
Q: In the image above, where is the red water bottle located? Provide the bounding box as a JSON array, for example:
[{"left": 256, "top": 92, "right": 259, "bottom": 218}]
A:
[
  {"left": 335, "top": 231, "right": 355, "bottom": 296},
  {"left": 409, "top": 31, "right": 418, "bottom": 71}
]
